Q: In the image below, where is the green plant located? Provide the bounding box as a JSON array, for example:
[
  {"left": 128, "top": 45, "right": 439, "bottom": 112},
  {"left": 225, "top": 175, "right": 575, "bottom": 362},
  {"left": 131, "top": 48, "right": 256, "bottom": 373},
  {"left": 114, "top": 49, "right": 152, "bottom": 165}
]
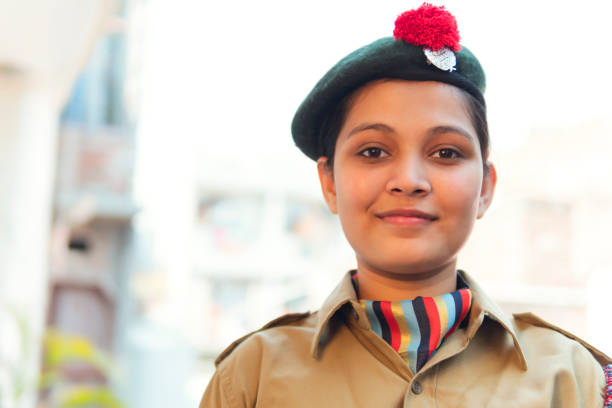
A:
[{"left": 40, "top": 330, "right": 124, "bottom": 408}]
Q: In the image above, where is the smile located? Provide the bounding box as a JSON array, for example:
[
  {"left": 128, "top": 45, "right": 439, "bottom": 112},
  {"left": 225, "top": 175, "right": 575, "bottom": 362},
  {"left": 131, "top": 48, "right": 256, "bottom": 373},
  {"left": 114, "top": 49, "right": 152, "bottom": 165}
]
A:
[{"left": 374, "top": 209, "right": 438, "bottom": 226}]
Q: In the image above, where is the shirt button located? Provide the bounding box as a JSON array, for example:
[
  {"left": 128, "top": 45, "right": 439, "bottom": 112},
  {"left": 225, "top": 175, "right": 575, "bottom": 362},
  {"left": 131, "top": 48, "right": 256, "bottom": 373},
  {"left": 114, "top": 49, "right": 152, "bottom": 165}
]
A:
[{"left": 411, "top": 380, "right": 422, "bottom": 395}]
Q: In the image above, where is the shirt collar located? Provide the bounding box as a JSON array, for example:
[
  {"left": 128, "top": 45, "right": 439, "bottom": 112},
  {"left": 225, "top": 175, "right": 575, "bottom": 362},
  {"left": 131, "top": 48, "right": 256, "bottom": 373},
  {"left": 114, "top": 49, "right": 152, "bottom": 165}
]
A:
[
  {"left": 459, "top": 270, "right": 528, "bottom": 370},
  {"left": 310, "top": 269, "right": 528, "bottom": 371},
  {"left": 310, "top": 271, "right": 358, "bottom": 359}
]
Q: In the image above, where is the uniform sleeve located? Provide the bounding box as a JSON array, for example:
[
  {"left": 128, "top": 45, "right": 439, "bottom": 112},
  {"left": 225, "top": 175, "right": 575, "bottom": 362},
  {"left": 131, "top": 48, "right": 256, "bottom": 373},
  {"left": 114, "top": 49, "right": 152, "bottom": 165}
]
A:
[
  {"left": 199, "top": 369, "right": 237, "bottom": 408},
  {"left": 603, "top": 364, "right": 612, "bottom": 408},
  {"left": 199, "top": 334, "right": 264, "bottom": 408}
]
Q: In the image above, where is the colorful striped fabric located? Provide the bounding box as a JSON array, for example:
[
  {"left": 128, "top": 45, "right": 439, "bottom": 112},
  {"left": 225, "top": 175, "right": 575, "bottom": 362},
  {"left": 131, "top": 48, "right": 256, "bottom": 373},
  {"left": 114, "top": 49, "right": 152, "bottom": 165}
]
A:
[
  {"left": 359, "top": 287, "right": 472, "bottom": 373},
  {"left": 604, "top": 364, "right": 612, "bottom": 408}
]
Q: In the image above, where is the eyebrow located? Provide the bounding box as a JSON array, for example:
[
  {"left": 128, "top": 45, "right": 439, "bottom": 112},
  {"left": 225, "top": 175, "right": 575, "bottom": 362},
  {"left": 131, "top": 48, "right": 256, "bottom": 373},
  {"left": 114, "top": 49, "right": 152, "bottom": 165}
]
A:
[
  {"left": 347, "top": 122, "right": 475, "bottom": 143},
  {"left": 426, "top": 125, "right": 475, "bottom": 143},
  {"left": 347, "top": 122, "right": 395, "bottom": 138}
]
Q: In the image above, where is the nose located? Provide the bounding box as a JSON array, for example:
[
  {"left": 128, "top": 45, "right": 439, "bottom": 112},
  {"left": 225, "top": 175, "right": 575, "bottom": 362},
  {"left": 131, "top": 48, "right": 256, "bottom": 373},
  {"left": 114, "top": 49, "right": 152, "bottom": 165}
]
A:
[{"left": 385, "top": 154, "right": 432, "bottom": 196}]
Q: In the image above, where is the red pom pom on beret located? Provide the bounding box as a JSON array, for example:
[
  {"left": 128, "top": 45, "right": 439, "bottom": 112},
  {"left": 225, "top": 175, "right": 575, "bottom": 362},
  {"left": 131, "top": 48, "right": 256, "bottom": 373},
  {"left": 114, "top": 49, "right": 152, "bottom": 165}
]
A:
[{"left": 393, "top": 3, "right": 460, "bottom": 52}]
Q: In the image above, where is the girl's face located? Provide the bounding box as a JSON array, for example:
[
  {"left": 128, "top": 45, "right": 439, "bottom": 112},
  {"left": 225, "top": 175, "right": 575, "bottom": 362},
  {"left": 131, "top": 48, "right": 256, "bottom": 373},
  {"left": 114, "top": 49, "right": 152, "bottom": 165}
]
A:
[{"left": 317, "top": 80, "right": 496, "bottom": 277}]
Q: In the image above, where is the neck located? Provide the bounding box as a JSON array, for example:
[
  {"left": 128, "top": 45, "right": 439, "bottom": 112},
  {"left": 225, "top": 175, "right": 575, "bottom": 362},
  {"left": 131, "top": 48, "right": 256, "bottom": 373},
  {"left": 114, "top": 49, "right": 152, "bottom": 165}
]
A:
[{"left": 355, "top": 258, "right": 458, "bottom": 301}]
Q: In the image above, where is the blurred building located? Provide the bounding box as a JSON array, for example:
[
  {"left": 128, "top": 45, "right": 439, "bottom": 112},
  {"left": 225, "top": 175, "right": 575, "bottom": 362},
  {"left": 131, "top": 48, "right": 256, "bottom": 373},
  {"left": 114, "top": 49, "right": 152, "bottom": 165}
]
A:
[
  {"left": 461, "top": 117, "right": 612, "bottom": 353},
  {"left": 50, "top": 15, "right": 136, "bottom": 349},
  {"left": 192, "top": 161, "right": 351, "bottom": 354},
  {"left": 43, "top": 8, "right": 138, "bottom": 406},
  {"left": 0, "top": 2, "right": 120, "bottom": 408}
]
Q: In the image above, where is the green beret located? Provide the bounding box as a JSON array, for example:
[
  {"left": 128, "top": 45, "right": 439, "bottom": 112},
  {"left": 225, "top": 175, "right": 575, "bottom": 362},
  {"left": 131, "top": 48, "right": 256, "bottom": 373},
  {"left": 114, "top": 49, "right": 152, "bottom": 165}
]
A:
[{"left": 291, "top": 4, "right": 486, "bottom": 161}]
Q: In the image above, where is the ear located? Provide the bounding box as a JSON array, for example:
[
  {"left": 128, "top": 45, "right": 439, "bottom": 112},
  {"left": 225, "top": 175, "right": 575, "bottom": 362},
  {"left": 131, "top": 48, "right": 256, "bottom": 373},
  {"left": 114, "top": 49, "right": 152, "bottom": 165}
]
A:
[
  {"left": 317, "top": 157, "right": 338, "bottom": 214},
  {"left": 476, "top": 162, "right": 497, "bottom": 219}
]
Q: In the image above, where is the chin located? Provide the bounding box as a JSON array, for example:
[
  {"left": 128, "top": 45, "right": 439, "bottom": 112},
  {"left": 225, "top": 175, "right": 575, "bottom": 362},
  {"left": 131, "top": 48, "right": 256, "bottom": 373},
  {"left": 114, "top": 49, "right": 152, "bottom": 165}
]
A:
[{"left": 360, "top": 252, "right": 456, "bottom": 277}]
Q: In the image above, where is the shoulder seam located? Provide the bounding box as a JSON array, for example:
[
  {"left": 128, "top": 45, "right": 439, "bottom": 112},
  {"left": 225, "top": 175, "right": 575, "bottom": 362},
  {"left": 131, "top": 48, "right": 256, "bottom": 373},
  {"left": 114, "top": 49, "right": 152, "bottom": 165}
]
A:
[
  {"left": 214, "top": 311, "right": 312, "bottom": 367},
  {"left": 513, "top": 312, "right": 612, "bottom": 366}
]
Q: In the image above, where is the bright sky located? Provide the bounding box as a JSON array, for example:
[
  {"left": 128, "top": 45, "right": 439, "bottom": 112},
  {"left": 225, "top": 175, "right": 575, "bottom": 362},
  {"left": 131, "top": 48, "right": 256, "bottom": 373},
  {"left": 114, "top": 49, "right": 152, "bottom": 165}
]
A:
[
  {"left": 141, "top": 0, "right": 611, "bottom": 156},
  {"left": 136, "top": 0, "right": 612, "bottom": 204}
]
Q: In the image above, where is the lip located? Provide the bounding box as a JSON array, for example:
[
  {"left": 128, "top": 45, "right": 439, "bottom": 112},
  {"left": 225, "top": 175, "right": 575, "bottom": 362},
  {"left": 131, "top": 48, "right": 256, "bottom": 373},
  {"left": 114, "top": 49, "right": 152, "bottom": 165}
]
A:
[{"left": 375, "top": 208, "right": 438, "bottom": 226}]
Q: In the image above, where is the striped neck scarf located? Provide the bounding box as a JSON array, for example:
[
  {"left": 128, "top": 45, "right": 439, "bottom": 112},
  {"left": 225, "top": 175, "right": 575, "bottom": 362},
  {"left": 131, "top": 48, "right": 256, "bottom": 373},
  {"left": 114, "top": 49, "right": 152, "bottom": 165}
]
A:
[{"left": 354, "top": 274, "right": 472, "bottom": 373}]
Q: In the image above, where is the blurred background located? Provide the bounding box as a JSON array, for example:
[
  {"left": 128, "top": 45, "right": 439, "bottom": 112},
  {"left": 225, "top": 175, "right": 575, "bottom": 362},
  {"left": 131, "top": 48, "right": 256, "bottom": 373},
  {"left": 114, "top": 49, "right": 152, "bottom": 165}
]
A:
[{"left": 1, "top": 0, "right": 611, "bottom": 407}]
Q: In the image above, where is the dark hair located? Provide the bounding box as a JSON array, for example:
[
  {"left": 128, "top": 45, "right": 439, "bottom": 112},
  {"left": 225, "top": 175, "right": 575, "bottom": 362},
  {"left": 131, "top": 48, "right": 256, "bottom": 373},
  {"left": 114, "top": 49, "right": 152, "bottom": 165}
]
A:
[{"left": 319, "top": 83, "right": 490, "bottom": 172}]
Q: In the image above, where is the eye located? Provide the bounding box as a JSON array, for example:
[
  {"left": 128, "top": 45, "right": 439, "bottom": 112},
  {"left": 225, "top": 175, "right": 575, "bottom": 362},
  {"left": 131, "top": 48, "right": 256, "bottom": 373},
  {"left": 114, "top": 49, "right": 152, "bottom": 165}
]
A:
[
  {"left": 432, "top": 148, "right": 462, "bottom": 159},
  {"left": 359, "top": 147, "right": 388, "bottom": 159}
]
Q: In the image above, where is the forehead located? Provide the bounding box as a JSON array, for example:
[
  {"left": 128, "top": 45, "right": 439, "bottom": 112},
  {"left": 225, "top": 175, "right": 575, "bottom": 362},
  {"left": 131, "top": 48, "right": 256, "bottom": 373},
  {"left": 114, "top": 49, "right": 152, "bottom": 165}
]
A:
[{"left": 340, "top": 79, "right": 474, "bottom": 138}]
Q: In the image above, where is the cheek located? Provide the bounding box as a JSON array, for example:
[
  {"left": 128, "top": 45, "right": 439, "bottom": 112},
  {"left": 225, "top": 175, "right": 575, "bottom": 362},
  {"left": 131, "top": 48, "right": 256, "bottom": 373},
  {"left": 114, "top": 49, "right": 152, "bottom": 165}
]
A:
[
  {"left": 335, "top": 166, "right": 385, "bottom": 212},
  {"left": 437, "top": 166, "right": 483, "bottom": 218}
]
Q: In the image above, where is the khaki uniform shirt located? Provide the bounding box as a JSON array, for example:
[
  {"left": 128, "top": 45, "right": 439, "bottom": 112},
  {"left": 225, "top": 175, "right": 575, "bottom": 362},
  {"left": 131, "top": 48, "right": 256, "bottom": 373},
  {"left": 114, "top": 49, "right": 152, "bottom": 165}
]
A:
[{"left": 201, "top": 271, "right": 611, "bottom": 407}]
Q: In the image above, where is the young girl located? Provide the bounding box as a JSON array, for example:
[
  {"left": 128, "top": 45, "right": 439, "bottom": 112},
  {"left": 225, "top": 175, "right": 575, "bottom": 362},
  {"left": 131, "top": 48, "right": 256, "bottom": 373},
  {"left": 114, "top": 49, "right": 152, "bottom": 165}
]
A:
[{"left": 201, "top": 4, "right": 612, "bottom": 407}]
